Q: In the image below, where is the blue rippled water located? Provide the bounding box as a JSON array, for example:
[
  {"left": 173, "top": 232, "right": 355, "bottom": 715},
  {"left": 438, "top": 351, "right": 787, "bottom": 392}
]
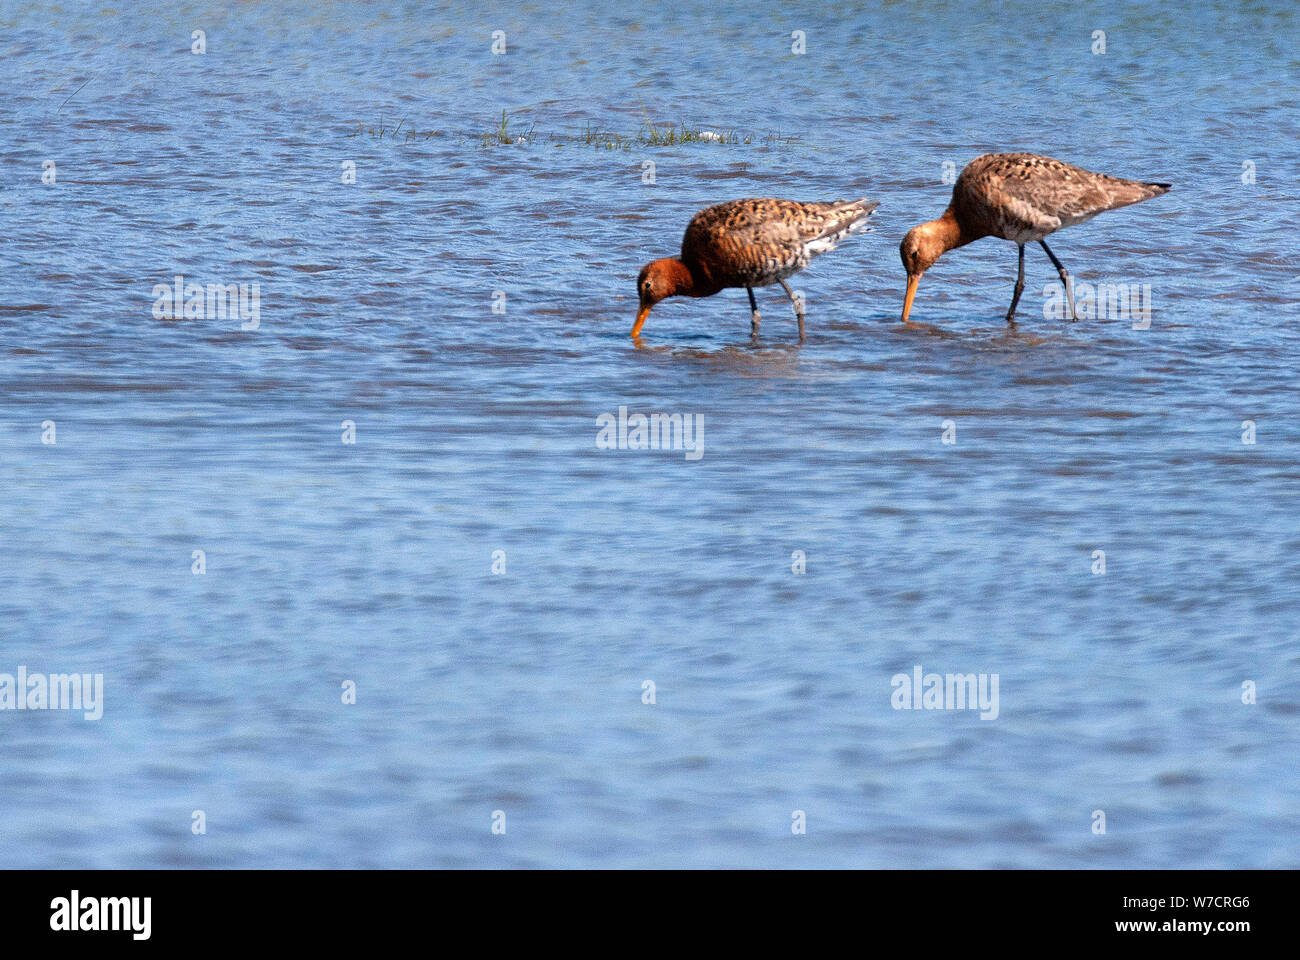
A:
[{"left": 1, "top": 0, "right": 1297, "bottom": 867}]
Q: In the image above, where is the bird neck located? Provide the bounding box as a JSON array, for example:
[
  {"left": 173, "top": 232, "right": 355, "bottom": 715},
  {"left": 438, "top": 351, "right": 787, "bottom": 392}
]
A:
[
  {"left": 662, "top": 258, "right": 716, "bottom": 298},
  {"left": 932, "top": 208, "right": 977, "bottom": 252}
]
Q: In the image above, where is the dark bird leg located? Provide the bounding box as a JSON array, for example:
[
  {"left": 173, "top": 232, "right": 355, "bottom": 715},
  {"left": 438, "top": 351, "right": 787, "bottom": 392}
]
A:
[
  {"left": 747, "top": 286, "right": 761, "bottom": 340},
  {"left": 778, "top": 279, "right": 805, "bottom": 341},
  {"left": 1039, "top": 240, "right": 1076, "bottom": 320},
  {"left": 1005, "top": 244, "right": 1026, "bottom": 324}
]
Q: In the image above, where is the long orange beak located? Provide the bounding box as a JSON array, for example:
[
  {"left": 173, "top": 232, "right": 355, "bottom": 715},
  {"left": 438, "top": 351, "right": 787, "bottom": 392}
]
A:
[
  {"left": 631, "top": 304, "right": 650, "bottom": 338},
  {"left": 901, "top": 273, "right": 921, "bottom": 323}
]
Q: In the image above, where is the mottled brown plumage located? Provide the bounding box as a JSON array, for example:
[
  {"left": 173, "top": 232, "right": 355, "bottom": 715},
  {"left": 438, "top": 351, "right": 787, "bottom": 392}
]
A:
[
  {"left": 633, "top": 197, "right": 879, "bottom": 341},
  {"left": 899, "top": 153, "right": 1170, "bottom": 324}
]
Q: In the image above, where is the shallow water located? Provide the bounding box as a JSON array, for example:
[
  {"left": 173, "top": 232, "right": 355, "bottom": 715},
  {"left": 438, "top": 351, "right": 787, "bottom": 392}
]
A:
[{"left": 1, "top": 0, "right": 1298, "bottom": 867}]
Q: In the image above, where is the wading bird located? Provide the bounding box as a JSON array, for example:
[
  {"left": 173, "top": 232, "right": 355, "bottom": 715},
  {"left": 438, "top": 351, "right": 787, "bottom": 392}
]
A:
[
  {"left": 633, "top": 197, "right": 879, "bottom": 341},
  {"left": 898, "top": 153, "right": 1170, "bottom": 324}
]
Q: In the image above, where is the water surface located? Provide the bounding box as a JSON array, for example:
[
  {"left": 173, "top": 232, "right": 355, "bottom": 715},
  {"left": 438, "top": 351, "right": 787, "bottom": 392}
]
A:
[{"left": 1, "top": 0, "right": 1297, "bottom": 867}]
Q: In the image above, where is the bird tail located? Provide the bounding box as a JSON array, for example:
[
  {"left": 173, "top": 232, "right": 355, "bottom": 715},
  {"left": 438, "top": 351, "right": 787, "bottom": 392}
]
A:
[
  {"left": 821, "top": 198, "right": 880, "bottom": 239},
  {"left": 1099, "top": 178, "right": 1171, "bottom": 212}
]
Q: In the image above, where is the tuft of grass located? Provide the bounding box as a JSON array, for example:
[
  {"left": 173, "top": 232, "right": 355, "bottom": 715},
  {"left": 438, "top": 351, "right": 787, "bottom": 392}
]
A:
[
  {"left": 639, "top": 120, "right": 742, "bottom": 145},
  {"left": 348, "top": 118, "right": 446, "bottom": 142},
  {"left": 346, "top": 110, "right": 800, "bottom": 150},
  {"left": 580, "top": 121, "right": 636, "bottom": 150},
  {"left": 478, "top": 110, "right": 538, "bottom": 147}
]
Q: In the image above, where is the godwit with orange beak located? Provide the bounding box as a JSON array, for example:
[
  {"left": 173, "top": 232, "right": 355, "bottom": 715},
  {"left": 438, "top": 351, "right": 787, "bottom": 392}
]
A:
[
  {"left": 633, "top": 197, "right": 879, "bottom": 341},
  {"left": 899, "top": 153, "right": 1170, "bottom": 324}
]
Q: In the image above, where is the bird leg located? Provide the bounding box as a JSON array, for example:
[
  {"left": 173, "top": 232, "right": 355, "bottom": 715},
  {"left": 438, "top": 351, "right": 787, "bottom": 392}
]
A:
[
  {"left": 778, "top": 280, "right": 805, "bottom": 341},
  {"left": 1005, "top": 244, "right": 1026, "bottom": 324},
  {"left": 747, "top": 286, "right": 761, "bottom": 340},
  {"left": 1039, "top": 240, "right": 1076, "bottom": 320}
]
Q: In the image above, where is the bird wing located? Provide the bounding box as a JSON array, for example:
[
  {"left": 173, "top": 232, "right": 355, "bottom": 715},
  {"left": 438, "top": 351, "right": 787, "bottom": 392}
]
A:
[
  {"left": 682, "top": 198, "right": 876, "bottom": 286},
  {"left": 965, "top": 153, "right": 1165, "bottom": 236},
  {"left": 682, "top": 199, "right": 809, "bottom": 285}
]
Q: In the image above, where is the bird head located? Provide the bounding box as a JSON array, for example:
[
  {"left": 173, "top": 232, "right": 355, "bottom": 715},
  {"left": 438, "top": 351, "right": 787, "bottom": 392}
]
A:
[
  {"left": 899, "top": 221, "right": 951, "bottom": 323},
  {"left": 632, "top": 258, "right": 688, "bottom": 337}
]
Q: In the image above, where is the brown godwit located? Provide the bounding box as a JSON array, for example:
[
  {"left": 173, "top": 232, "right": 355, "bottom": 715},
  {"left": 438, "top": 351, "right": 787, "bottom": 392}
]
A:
[
  {"left": 632, "top": 197, "right": 879, "bottom": 341},
  {"left": 898, "top": 153, "right": 1170, "bottom": 324}
]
